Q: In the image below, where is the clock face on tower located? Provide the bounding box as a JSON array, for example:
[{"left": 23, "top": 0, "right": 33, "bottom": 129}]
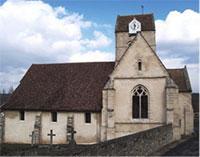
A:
[{"left": 129, "top": 18, "right": 141, "bottom": 34}]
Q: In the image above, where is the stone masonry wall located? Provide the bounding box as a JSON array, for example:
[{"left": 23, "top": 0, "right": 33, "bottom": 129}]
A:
[{"left": 78, "top": 124, "right": 173, "bottom": 156}]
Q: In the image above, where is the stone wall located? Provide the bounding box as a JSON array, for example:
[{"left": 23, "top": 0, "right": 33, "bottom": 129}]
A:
[
  {"left": 4, "top": 111, "right": 100, "bottom": 144},
  {"left": 0, "top": 124, "right": 173, "bottom": 156},
  {"left": 78, "top": 124, "right": 173, "bottom": 156}
]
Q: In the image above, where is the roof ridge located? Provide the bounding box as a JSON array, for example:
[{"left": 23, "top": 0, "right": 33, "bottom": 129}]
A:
[
  {"left": 32, "top": 61, "right": 115, "bottom": 66},
  {"left": 140, "top": 32, "right": 169, "bottom": 76},
  {"left": 118, "top": 13, "right": 153, "bottom": 17}
]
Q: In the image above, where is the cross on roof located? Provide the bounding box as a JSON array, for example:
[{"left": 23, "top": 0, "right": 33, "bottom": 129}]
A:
[{"left": 47, "top": 129, "right": 56, "bottom": 145}]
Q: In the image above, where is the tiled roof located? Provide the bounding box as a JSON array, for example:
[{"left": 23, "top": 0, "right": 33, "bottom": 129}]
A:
[
  {"left": 2, "top": 62, "right": 191, "bottom": 112},
  {"left": 115, "top": 13, "right": 155, "bottom": 32},
  {"left": 2, "top": 62, "right": 115, "bottom": 112},
  {"left": 167, "top": 67, "right": 192, "bottom": 92}
]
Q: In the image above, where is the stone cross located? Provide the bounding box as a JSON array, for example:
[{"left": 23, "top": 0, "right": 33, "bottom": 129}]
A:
[
  {"left": 71, "top": 127, "right": 76, "bottom": 140},
  {"left": 29, "top": 131, "right": 35, "bottom": 146},
  {"left": 70, "top": 127, "right": 77, "bottom": 144},
  {"left": 47, "top": 129, "right": 56, "bottom": 145}
]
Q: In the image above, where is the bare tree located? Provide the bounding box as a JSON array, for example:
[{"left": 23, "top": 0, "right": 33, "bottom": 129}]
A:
[
  {"left": 2, "top": 89, "right": 6, "bottom": 94},
  {"left": 8, "top": 86, "right": 14, "bottom": 94}
]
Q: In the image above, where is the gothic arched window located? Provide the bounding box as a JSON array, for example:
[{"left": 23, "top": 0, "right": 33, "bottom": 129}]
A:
[{"left": 132, "top": 85, "right": 148, "bottom": 119}]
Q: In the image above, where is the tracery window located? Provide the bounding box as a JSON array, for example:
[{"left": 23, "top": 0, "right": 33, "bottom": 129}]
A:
[{"left": 132, "top": 85, "right": 148, "bottom": 119}]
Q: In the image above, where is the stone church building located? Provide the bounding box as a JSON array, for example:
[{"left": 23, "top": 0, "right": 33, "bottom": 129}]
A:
[{"left": 0, "top": 13, "right": 193, "bottom": 144}]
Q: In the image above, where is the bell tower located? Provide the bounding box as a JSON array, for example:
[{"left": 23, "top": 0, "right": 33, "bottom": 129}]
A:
[{"left": 115, "top": 14, "right": 156, "bottom": 65}]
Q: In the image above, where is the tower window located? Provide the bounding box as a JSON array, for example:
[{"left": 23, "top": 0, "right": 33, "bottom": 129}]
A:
[
  {"left": 51, "top": 112, "right": 57, "bottom": 122},
  {"left": 138, "top": 61, "right": 142, "bottom": 71},
  {"left": 20, "top": 111, "right": 25, "bottom": 121},
  {"left": 85, "top": 112, "right": 91, "bottom": 123}
]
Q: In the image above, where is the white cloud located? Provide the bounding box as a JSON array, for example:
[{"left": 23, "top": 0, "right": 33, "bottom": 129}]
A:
[
  {"left": 156, "top": 9, "right": 200, "bottom": 60},
  {"left": 0, "top": 1, "right": 198, "bottom": 93},
  {"left": 82, "top": 31, "right": 112, "bottom": 49},
  {"left": 162, "top": 57, "right": 187, "bottom": 69},
  {"left": 156, "top": 9, "right": 200, "bottom": 44},
  {"left": 0, "top": 0, "right": 112, "bottom": 91},
  {"left": 69, "top": 50, "right": 113, "bottom": 62},
  {"left": 156, "top": 9, "right": 199, "bottom": 92}
]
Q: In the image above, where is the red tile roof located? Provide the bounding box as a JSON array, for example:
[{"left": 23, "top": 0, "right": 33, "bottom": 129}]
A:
[
  {"left": 115, "top": 14, "right": 155, "bottom": 32},
  {"left": 2, "top": 62, "right": 191, "bottom": 112}
]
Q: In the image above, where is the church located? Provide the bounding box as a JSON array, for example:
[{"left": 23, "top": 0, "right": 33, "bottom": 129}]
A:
[{"left": 0, "top": 13, "right": 193, "bottom": 144}]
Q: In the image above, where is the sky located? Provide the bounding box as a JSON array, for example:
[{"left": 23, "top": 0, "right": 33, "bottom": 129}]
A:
[{"left": 0, "top": 0, "right": 199, "bottom": 92}]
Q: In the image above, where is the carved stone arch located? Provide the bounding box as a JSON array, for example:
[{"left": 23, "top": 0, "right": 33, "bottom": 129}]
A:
[{"left": 131, "top": 84, "right": 149, "bottom": 119}]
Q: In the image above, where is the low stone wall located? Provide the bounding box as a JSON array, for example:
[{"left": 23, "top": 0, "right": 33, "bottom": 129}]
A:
[
  {"left": 78, "top": 124, "right": 173, "bottom": 156},
  {"left": 1, "top": 124, "right": 173, "bottom": 156}
]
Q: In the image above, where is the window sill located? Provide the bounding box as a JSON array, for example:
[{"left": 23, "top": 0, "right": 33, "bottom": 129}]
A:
[
  {"left": 85, "top": 123, "right": 92, "bottom": 126},
  {"left": 131, "top": 118, "right": 150, "bottom": 123}
]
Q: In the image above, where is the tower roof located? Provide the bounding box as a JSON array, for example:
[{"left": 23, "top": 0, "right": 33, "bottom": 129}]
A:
[{"left": 115, "top": 13, "right": 155, "bottom": 32}]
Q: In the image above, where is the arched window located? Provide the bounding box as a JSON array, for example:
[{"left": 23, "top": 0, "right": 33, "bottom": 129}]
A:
[{"left": 132, "top": 85, "right": 148, "bottom": 119}]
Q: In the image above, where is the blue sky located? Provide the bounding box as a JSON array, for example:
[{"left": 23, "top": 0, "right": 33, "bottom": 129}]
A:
[
  {"left": 0, "top": 0, "right": 199, "bottom": 92},
  {"left": 1, "top": 0, "right": 198, "bottom": 23},
  {"left": 43, "top": 0, "right": 198, "bottom": 20}
]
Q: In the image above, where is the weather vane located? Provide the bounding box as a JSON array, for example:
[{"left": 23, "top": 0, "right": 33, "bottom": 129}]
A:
[{"left": 141, "top": 5, "right": 144, "bottom": 14}]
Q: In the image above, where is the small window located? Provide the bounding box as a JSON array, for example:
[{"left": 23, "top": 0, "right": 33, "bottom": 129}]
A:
[
  {"left": 20, "top": 111, "right": 25, "bottom": 121},
  {"left": 138, "top": 61, "right": 142, "bottom": 71},
  {"left": 85, "top": 112, "right": 91, "bottom": 123},
  {"left": 51, "top": 112, "right": 57, "bottom": 122}
]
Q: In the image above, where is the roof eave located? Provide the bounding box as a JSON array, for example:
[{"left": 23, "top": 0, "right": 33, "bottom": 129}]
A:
[{"left": 1, "top": 108, "right": 102, "bottom": 113}]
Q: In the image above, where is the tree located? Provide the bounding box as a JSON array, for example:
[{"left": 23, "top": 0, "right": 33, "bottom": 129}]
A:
[
  {"left": 2, "top": 89, "right": 6, "bottom": 94},
  {"left": 8, "top": 86, "right": 14, "bottom": 94}
]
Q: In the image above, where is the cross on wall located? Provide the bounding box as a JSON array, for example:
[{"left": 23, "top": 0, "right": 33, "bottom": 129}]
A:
[
  {"left": 67, "top": 125, "right": 77, "bottom": 144},
  {"left": 71, "top": 127, "right": 76, "bottom": 142},
  {"left": 47, "top": 129, "right": 56, "bottom": 145}
]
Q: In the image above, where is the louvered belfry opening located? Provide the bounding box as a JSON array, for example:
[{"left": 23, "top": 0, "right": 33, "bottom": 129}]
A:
[{"left": 132, "top": 85, "right": 148, "bottom": 119}]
